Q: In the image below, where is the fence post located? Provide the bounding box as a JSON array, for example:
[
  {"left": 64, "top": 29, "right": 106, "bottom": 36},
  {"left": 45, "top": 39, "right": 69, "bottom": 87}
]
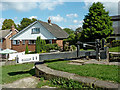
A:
[
  {"left": 77, "top": 45, "right": 80, "bottom": 57},
  {"left": 104, "top": 47, "right": 109, "bottom": 62},
  {"left": 101, "top": 38, "right": 106, "bottom": 49},
  {"left": 96, "top": 39, "right": 100, "bottom": 61}
]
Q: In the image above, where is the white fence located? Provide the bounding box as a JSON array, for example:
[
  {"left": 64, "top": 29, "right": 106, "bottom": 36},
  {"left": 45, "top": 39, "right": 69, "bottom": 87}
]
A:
[
  {"left": 16, "top": 54, "right": 39, "bottom": 63},
  {"left": 8, "top": 52, "right": 25, "bottom": 60},
  {"left": 9, "top": 52, "right": 39, "bottom": 63}
]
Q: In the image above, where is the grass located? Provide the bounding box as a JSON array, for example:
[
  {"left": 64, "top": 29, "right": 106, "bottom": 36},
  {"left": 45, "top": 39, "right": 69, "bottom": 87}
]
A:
[
  {"left": 80, "top": 49, "right": 94, "bottom": 51},
  {"left": 109, "top": 46, "right": 120, "bottom": 52},
  {"left": 0, "top": 63, "right": 35, "bottom": 84},
  {"left": 46, "top": 61, "right": 119, "bottom": 83}
]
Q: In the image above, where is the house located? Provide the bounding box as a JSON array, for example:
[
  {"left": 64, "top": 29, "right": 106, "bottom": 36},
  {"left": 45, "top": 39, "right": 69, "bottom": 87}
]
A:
[
  {"left": 10, "top": 18, "right": 69, "bottom": 52},
  {"left": 0, "top": 25, "right": 18, "bottom": 51},
  {"left": 109, "top": 15, "right": 120, "bottom": 41}
]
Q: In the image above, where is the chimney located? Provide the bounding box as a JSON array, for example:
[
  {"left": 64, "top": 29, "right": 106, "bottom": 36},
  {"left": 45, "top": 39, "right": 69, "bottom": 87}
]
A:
[
  {"left": 11, "top": 24, "right": 16, "bottom": 36},
  {"left": 48, "top": 17, "right": 51, "bottom": 25}
]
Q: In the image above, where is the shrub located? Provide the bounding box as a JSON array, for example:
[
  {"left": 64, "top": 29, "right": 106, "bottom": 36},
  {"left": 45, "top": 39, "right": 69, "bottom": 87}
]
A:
[
  {"left": 45, "top": 44, "right": 60, "bottom": 52},
  {"left": 70, "top": 45, "right": 76, "bottom": 51},
  {"left": 111, "top": 40, "right": 120, "bottom": 47},
  {"left": 25, "top": 45, "right": 29, "bottom": 54}
]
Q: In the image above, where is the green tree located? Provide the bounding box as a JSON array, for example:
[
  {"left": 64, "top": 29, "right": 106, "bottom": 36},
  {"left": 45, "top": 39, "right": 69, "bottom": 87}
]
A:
[
  {"left": 63, "top": 28, "right": 74, "bottom": 35},
  {"left": 25, "top": 45, "right": 29, "bottom": 54},
  {"left": 17, "top": 18, "right": 37, "bottom": 31},
  {"left": 2, "top": 19, "right": 16, "bottom": 30},
  {"left": 35, "top": 36, "right": 46, "bottom": 53},
  {"left": 81, "top": 2, "right": 113, "bottom": 42}
]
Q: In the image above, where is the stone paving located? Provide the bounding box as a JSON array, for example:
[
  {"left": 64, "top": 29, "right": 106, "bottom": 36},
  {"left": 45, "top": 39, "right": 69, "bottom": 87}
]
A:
[
  {"left": 35, "top": 64, "right": 119, "bottom": 89},
  {"left": 69, "top": 59, "right": 119, "bottom": 66}
]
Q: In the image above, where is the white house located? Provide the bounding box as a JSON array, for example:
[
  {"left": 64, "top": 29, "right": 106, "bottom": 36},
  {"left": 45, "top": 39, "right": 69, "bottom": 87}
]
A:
[{"left": 10, "top": 18, "right": 68, "bottom": 52}]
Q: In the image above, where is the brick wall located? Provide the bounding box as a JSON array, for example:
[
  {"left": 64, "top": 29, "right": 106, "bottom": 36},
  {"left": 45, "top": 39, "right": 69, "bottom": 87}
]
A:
[
  {"left": 12, "top": 40, "right": 35, "bottom": 52},
  {"left": 56, "top": 40, "right": 63, "bottom": 48},
  {"left": 12, "top": 39, "right": 64, "bottom": 52}
]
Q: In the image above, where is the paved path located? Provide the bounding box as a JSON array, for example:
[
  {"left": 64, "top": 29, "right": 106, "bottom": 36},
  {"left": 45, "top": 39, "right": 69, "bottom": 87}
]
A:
[
  {"left": 36, "top": 64, "right": 119, "bottom": 89},
  {"left": 69, "top": 59, "right": 119, "bottom": 66},
  {"left": 2, "top": 76, "right": 39, "bottom": 88}
]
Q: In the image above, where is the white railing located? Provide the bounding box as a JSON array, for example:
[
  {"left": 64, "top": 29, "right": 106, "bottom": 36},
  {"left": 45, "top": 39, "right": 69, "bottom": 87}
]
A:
[
  {"left": 16, "top": 54, "right": 39, "bottom": 63},
  {"left": 8, "top": 52, "right": 25, "bottom": 60}
]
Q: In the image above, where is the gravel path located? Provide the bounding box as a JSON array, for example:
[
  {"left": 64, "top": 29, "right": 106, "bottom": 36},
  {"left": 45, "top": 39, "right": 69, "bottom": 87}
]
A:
[{"left": 2, "top": 76, "right": 39, "bottom": 88}]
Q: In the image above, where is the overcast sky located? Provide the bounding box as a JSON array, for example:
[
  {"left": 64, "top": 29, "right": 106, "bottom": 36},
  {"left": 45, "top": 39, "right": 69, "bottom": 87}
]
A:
[{"left": 0, "top": 0, "right": 119, "bottom": 30}]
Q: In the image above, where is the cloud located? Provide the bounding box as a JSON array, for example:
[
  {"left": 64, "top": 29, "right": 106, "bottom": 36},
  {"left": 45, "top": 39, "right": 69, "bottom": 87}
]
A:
[
  {"left": 66, "top": 13, "right": 78, "bottom": 18},
  {"left": 83, "top": 0, "right": 119, "bottom": 15},
  {"left": 38, "top": 0, "right": 63, "bottom": 10},
  {"left": 0, "top": 2, "right": 37, "bottom": 11},
  {"left": 73, "top": 20, "right": 84, "bottom": 24},
  {"left": 0, "top": 0, "right": 63, "bottom": 11},
  {"left": 50, "top": 14, "right": 66, "bottom": 23},
  {"left": 0, "top": 18, "right": 5, "bottom": 29},
  {"left": 29, "top": 16, "right": 37, "bottom": 19}
]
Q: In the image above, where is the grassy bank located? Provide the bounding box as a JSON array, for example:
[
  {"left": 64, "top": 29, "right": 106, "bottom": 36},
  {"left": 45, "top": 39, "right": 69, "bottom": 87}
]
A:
[
  {"left": 46, "top": 61, "right": 119, "bottom": 83},
  {"left": 0, "top": 63, "right": 35, "bottom": 84},
  {"left": 109, "top": 46, "right": 120, "bottom": 52}
]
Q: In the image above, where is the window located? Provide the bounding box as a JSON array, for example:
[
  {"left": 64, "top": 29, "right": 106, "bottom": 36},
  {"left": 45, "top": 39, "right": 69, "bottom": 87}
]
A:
[
  {"left": 32, "top": 28, "right": 40, "bottom": 34},
  {"left": 22, "top": 40, "right": 25, "bottom": 45},
  {"left": 13, "top": 40, "right": 20, "bottom": 45},
  {"left": 28, "top": 40, "right": 36, "bottom": 44}
]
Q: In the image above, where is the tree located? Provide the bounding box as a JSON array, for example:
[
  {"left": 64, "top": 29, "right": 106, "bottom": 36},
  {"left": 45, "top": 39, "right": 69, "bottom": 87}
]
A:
[
  {"left": 63, "top": 28, "right": 74, "bottom": 35},
  {"left": 81, "top": 2, "right": 113, "bottom": 42},
  {"left": 25, "top": 45, "right": 29, "bottom": 54},
  {"left": 35, "top": 36, "right": 46, "bottom": 53},
  {"left": 2, "top": 19, "right": 16, "bottom": 30},
  {"left": 17, "top": 18, "right": 37, "bottom": 31}
]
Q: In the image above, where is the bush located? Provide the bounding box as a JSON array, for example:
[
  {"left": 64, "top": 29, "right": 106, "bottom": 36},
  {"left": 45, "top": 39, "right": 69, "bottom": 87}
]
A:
[
  {"left": 45, "top": 44, "right": 59, "bottom": 52},
  {"left": 70, "top": 45, "right": 76, "bottom": 51},
  {"left": 111, "top": 40, "right": 120, "bottom": 47}
]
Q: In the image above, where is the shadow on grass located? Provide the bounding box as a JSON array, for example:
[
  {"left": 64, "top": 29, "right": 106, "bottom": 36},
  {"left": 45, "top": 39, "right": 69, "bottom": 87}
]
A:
[{"left": 8, "top": 68, "right": 35, "bottom": 76}]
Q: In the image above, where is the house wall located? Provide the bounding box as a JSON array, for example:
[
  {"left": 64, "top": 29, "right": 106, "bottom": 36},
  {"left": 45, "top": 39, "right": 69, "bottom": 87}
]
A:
[
  {"left": 12, "top": 39, "right": 64, "bottom": 52},
  {"left": 56, "top": 40, "right": 63, "bottom": 48},
  {"left": 12, "top": 40, "right": 36, "bottom": 52}
]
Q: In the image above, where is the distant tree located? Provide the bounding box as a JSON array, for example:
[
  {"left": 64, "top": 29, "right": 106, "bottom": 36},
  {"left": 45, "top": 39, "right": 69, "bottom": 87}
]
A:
[
  {"left": 17, "top": 18, "right": 37, "bottom": 31},
  {"left": 25, "top": 45, "right": 29, "bottom": 54},
  {"left": 2, "top": 19, "right": 16, "bottom": 30},
  {"left": 63, "top": 28, "right": 74, "bottom": 35},
  {"left": 64, "top": 33, "right": 76, "bottom": 45},
  {"left": 81, "top": 2, "right": 113, "bottom": 42},
  {"left": 75, "top": 27, "right": 83, "bottom": 33}
]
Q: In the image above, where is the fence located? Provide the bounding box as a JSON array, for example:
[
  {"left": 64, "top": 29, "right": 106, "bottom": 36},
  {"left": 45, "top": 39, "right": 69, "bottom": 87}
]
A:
[
  {"left": 8, "top": 52, "right": 25, "bottom": 60},
  {"left": 16, "top": 54, "right": 39, "bottom": 63},
  {"left": 39, "top": 47, "right": 108, "bottom": 61}
]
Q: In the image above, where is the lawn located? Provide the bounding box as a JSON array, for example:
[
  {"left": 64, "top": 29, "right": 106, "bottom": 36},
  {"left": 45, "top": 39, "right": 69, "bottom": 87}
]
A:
[
  {"left": 109, "top": 46, "right": 120, "bottom": 52},
  {"left": 0, "top": 63, "right": 35, "bottom": 84},
  {"left": 46, "top": 61, "right": 119, "bottom": 83}
]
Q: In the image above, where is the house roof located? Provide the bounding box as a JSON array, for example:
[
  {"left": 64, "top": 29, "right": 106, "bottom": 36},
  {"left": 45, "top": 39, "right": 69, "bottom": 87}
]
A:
[
  {"left": 0, "top": 29, "right": 11, "bottom": 39},
  {"left": 11, "top": 20, "right": 69, "bottom": 40},
  {"left": 0, "top": 29, "right": 19, "bottom": 39},
  {"left": 38, "top": 20, "right": 69, "bottom": 39}
]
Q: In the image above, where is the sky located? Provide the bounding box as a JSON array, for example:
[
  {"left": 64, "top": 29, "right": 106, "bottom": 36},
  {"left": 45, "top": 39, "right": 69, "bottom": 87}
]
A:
[{"left": 0, "top": 0, "right": 119, "bottom": 30}]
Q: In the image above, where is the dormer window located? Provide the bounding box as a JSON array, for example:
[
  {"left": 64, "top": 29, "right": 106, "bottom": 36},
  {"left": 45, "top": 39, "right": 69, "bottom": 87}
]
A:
[{"left": 32, "top": 28, "right": 40, "bottom": 34}]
